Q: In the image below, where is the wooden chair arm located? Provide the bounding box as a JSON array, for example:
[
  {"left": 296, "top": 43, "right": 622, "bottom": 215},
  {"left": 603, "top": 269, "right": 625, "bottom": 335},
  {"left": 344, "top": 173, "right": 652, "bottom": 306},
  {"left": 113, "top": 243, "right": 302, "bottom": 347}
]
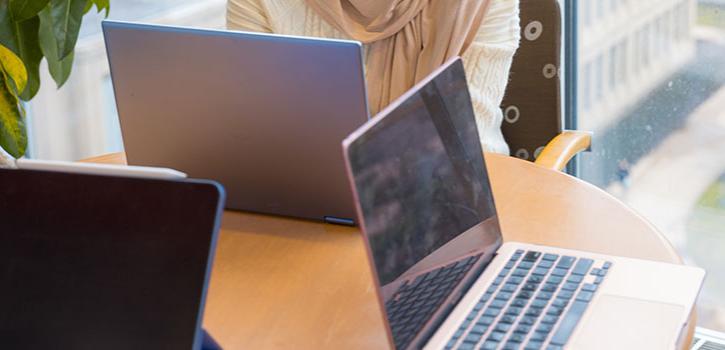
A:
[{"left": 534, "top": 130, "right": 592, "bottom": 171}]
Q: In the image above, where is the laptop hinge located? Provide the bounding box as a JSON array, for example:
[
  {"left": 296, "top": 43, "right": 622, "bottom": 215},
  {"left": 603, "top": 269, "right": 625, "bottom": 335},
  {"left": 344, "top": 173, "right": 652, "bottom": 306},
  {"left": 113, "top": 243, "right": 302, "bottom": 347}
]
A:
[{"left": 323, "top": 216, "right": 355, "bottom": 226}]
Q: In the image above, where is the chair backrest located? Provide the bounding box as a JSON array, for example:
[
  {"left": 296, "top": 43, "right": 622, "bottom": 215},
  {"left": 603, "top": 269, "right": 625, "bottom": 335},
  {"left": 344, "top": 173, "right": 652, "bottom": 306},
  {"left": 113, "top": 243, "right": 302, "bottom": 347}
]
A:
[{"left": 501, "top": 0, "right": 562, "bottom": 161}]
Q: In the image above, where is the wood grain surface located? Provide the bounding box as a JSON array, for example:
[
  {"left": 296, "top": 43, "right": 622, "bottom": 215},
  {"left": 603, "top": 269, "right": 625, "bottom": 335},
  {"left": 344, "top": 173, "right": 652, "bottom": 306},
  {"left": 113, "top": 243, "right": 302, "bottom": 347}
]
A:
[{"left": 83, "top": 152, "right": 691, "bottom": 349}]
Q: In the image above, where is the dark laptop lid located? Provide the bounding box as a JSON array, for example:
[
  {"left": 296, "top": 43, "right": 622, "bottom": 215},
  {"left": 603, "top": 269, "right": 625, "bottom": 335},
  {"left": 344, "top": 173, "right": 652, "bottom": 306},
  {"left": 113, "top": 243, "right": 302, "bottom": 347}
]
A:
[
  {"left": 0, "top": 168, "right": 224, "bottom": 350},
  {"left": 343, "top": 58, "right": 503, "bottom": 346}
]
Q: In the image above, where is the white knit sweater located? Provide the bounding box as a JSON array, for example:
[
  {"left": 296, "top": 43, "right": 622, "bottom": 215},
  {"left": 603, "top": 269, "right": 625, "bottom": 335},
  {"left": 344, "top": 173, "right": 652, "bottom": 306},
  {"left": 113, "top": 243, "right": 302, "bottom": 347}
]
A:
[{"left": 227, "top": 0, "right": 520, "bottom": 154}]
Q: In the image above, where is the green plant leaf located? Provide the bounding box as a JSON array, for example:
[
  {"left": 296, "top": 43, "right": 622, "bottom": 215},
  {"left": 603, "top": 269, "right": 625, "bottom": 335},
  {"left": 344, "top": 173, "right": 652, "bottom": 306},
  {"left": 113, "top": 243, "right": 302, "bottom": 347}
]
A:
[
  {"left": 16, "top": 17, "right": 42, "bottom": 101},
  {"left": 46, "top": 0, "right": 86, "bottom": 60},
  {"left": 39, "top": 6, "right": 74, "bottom": 87},
  {"left": 9, "top": 0, "right": 50, "bottom": 21},
  {"left": 49, "top": 50, "right": 73, "bottom": 87},
  {"left": 0, "top": 2, "right": 26, "bottom": 157},
  {"left": 0, "top": 5, "right": 43, "bottom": 101},
  {"left": 0, "top": 0, "right": 110, "bottom": 157},
  {"left": 0, "top": 69, "right": 27, "bottom": 158},
  {"left": 84, "top": 0, "right": 109, "bottom": 17},
  {"left": 0, "top": 44, "right": 27, "bottom": 94},
  {"left": 96, "top": 0, "right": 110, "bottom": 17}
]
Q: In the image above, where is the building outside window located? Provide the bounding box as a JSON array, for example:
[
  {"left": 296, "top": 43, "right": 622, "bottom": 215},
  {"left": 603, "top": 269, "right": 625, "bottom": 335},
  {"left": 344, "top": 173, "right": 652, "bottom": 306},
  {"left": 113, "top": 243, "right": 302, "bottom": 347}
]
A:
[{"left": 574, "top": 0, "right": 725, "bottom": 332}]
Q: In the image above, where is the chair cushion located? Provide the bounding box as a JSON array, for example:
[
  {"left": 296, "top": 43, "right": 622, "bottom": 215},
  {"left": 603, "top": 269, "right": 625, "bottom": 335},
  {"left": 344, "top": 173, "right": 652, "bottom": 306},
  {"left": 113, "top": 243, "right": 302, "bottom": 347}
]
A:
[{"left": 501, "top": 0, "right": 562, "bottom": 161}]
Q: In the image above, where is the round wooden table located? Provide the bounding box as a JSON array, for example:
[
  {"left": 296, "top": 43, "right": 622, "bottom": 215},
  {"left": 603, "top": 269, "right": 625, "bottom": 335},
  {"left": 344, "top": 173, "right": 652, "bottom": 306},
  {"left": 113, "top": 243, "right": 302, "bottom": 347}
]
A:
[{"left": 86, "top": 152, "right": 691, "bottom": 349}]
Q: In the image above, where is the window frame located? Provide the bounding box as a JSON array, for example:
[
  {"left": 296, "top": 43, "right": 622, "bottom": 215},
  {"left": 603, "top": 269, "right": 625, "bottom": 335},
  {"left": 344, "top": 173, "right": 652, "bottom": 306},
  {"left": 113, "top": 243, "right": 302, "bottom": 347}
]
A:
[{"left": 563, "top": 0, "right": 579, "bottom": 175}]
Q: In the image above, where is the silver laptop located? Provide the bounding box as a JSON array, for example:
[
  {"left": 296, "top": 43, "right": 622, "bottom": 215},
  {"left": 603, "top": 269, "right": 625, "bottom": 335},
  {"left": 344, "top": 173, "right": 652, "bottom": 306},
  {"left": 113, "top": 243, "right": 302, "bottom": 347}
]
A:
[
  {"left": 342, "top": 58, "right": 705, "bottom": 349},
  {"left": 103, "top": 21, "right": 368, "bottom": 224}
]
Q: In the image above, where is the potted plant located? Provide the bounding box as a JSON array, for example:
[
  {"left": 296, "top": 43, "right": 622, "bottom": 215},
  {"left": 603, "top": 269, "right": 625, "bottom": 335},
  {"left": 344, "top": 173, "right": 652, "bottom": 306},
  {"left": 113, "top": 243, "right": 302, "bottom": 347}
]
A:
[{"left": 0, "top": 0, "right": 110, "bottom": 164}]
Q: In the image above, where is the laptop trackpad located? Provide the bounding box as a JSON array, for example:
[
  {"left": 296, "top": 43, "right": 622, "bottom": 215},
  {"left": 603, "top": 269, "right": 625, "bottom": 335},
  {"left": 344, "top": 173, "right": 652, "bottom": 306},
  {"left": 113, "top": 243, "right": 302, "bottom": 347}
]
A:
[{"left": 570, "top": 294, "right": 684, "bottom": 350}]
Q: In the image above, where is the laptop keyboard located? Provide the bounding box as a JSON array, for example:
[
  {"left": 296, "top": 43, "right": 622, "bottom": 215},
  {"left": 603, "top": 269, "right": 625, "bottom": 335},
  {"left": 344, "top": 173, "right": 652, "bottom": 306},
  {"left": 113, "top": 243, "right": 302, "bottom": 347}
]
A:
[
  {"left": 444, "top": 250, "right": 611, "bottom": 350},
  {"left": 386, "top": 254, "right": 483, "bottom": 349}
]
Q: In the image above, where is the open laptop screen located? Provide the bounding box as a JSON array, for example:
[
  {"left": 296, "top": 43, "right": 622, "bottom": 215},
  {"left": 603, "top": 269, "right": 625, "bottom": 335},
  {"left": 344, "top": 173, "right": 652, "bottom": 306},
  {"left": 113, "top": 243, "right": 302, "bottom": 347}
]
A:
[{"left": 345, "top": 59, "right": 502, "bottom": 287}]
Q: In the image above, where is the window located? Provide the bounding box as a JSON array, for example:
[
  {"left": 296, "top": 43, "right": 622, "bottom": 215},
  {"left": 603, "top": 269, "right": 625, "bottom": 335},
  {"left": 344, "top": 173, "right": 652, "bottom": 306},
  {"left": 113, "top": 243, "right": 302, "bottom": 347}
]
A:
[
  {"left": 596, "top": 0, "right": 605, "bottom": 21},
  {"left": 594, "top": 54, "right": 604, "bottom": 106},
  {"left": 608, "top": 46, "right": 617, "bottom": 92},
  {"left": 582, "top": 63, "right": 593, "bottom": 112},
  {"left": 26, "top": 0, "right": 226, "bottom": 160},
  {"left": 642, "top": 23, "right": 651, "bottom": 67},
  {"left": 618, "top": 39, "right": 628, "bottom": 85},
  {"left": 572, "top": 0, "right": 725, "bottom": 332},
  {"left": 633, "top": 28, "right": 642, "bottom": 74}
]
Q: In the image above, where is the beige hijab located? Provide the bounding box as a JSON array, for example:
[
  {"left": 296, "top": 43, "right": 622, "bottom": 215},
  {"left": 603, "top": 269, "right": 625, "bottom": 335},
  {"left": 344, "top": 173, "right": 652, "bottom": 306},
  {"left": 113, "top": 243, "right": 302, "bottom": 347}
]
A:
[{"left": 305, "top": 0, "right": 492, "bottom": 114}]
